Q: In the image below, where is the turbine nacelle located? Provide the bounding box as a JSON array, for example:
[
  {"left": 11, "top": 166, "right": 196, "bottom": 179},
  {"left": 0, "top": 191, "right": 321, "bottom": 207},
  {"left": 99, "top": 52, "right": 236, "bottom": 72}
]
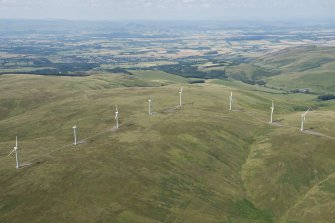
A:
[
  {"left": 115, "top": 105, "right": 119, "bottom": 119},
  {"left": 302, "top": 107, "right": 311, "bottom": 122},
  {"left": 148, "top": 99, "right": 152, "bottom": 115},
  {"left": 73, "top": 124, "right": 77, "bottom": 146},
  {"left": 229, "top": 91, "right": 233, "bottom": 111},
  {"left": 8, "top": 136, "right": 20, "bottom": 169},
  {"left": 301, "top": 107, "right": 311, "bottom": 132},
  {"left": 179, "top": 87, "right": 183, "bottom": 107},
  {"left": 269, "top": 100, "right": 275, "bottom": 124},
  {"left": 115, "top": 105, "right": 119, "bottom": 128}
]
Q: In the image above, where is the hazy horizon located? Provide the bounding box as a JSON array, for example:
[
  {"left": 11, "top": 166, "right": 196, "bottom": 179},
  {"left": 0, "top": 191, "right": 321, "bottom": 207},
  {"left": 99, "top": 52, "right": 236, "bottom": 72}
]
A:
[{"left": 0, "top": 0, "right": 334, "bottom": 22}]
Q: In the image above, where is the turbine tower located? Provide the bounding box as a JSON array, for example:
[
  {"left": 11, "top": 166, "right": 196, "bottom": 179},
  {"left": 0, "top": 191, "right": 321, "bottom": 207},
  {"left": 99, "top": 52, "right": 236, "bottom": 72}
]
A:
[
  {"left": 179, "top": 87, "right": 183, "bottom": 107},
  {"left": 115, "top": 105, "right": 119, "bottom": 129},
  {"left": 8, "top": 136, "right": 19, "bottom": 169},
  {"left": 148, "top": 99, "right": 152, "bottom": 115},
  {"left": 73, "top": 124, "right": 77, "bottom": 145},
  {"left": 269, "top": 100, "right": 274, "bottom": 124},
  {"left": 229, "top": 91, "right": 233, "bottom": 111},
  {"left": 301, "top": 108, "right": 311, "bottom": 132}
]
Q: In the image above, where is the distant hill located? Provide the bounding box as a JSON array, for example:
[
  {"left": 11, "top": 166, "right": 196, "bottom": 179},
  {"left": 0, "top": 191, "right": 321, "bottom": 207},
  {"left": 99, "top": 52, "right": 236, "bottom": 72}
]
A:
[
  {"left": 255, "top": 46, "right": 335, "bottom": 72},
  {"left": 227, "top": 46, "right": 335, "bottom": 94}
]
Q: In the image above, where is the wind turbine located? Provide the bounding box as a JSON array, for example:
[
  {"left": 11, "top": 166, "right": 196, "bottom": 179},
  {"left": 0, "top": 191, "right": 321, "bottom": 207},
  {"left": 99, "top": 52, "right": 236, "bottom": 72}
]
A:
[
  {"left": 148, "top": 99, "right": 152, "bottom": 115},
  {"left": 179, "top": 87, "right": 183, "bottom": 107},
  {"left": 73, "top": 124, "right": 77, "bottom": 145},
  {"left": 269, "top": 100, "right": 274, "bottom": 124},
  {"left": 301, "top": 108, "right": 311, "bottom": 132},
  {"left": 229, "top": 91, "right": 233, "bottom": 111},
  {"left": 115, "top": 105, "right": 119, "bottom": 129},
  {"left": 8, "top": 136, "right": 19, "bottom": 169}
]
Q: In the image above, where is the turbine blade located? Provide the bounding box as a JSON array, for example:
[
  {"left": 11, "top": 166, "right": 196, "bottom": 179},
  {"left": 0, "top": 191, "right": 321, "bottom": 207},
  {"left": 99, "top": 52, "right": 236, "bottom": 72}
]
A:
[
  {"left": 7, "top": 149, "right": 15, "bottom": 157},
  {"left": 304, "top": 107, "right": 311, "bottom": 115}
]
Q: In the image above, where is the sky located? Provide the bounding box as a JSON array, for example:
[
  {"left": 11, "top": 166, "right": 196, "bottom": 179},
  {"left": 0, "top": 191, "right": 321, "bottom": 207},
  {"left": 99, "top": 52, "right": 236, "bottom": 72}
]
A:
[{"left": 0, "top": 0, "right": 334, "bottom": 21}]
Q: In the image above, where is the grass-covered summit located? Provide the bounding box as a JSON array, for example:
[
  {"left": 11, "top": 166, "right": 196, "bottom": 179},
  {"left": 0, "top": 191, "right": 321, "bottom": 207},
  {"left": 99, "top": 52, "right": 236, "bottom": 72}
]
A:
[{"left": 0, "top": 70, "right": 335, "bottom": 222}]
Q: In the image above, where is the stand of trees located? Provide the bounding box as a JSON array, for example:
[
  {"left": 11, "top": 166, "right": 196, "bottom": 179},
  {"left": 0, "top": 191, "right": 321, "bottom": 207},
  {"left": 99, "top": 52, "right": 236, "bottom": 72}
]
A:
[
  {"left": 152, "top": 62, "right": 227, "bottom": 79},
  {"left": 317, "top": 94, "right": 335, "bottom": 101}
]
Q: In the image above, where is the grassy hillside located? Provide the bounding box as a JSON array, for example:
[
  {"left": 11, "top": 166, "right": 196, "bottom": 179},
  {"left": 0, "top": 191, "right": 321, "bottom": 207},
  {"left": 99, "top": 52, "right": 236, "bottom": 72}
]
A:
[
  {"left": 255, "top": 46, "right": 335, "bottom": 73},
  {"left": 261, "top": 46, "right": 335, "bottom": 94},
  {"left": 0, "top": 73, "right": 335, "bottom": 223},
  {"left": 225, "top": 64, "right": 273, "bottom": 83},
  {"left": 266, "top": 68, "right": 335, "bottom": 94},
  {"left": 131, "top": 70, "right": 188, "bottom": 84},
  {"left": 226, "top": 46, "right": 335, "bottom": 94}
]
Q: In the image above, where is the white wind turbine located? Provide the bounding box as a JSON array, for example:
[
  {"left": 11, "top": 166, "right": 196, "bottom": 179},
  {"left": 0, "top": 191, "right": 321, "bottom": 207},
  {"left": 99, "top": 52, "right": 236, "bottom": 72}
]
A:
[
  {"left": 269, "top": 100, "right": 274, "bottom": 124},
  {"left": 179, "top": 87, "right": 183, "bottom": 107},
  {"left": 73, "top": 124, "right": 77, "bottom": 145},
  {"left": 148, "top": 99, "right": 152, "bottom": 115},
  {"left": 229, "top": 91, "right": 233, "bottom": 111},
  {"left": 8, "top": 136, "right": 20, "bottom": 169},
  {"left": 301, "top": 108, "right": 311, "bottom": 132},
  {"left": 115, "top": 105, "right": 119, "bottom": 129}
]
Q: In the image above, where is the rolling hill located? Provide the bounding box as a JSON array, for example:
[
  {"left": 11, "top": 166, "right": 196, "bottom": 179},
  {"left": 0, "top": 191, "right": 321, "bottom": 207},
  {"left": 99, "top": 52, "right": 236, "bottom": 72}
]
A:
[
  {"left": 0, "top": 70, "right": 335, "bottom": 223},
  {"left": 226, "top": 46, "right": 335, "bottom": 94}
]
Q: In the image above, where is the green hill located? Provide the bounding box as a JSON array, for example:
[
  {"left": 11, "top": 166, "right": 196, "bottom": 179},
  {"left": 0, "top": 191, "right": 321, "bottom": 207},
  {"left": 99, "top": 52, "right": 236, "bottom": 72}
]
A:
[
  {"left": 255, "top": 46, "right": 335, "bottom": 73},
  {"left": 0, "top": 72, "right": 335, "bottom": 223},
  {"left": 226, "top": 46, "right": 335, "bottom": 94}
]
